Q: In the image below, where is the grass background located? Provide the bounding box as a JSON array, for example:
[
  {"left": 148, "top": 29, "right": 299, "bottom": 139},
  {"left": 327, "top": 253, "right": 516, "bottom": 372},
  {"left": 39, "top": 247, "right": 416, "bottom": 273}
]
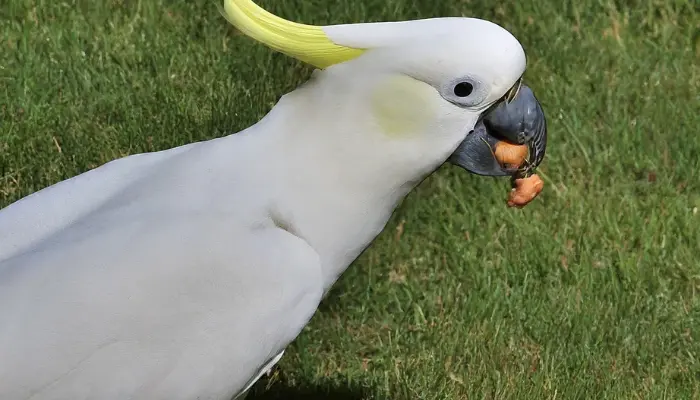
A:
[{"left": 1, "top": 0, "right": 699, "bottom": 398}]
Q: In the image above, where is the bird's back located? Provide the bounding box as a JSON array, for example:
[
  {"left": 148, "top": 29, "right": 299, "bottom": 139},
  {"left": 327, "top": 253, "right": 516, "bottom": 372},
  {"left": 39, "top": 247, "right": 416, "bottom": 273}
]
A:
[
  {"left": 0, "top": 129, "right": 323, "bottom": 399},
  {"left": 0, "top": 142, "right": 195, "bottom": 262}
]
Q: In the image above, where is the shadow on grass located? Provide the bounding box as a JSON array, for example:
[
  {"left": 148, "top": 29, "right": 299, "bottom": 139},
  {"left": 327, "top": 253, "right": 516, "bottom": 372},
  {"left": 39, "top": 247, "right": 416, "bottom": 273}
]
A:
[
  {"left": 247, "top": 385, "right": 370, "bottom": 400},
  {"left": 246, "top": 373, "right": 372, "bottom": 400},
  {"left": 242, "top": 360, "right": 375, "bottom": 400}
]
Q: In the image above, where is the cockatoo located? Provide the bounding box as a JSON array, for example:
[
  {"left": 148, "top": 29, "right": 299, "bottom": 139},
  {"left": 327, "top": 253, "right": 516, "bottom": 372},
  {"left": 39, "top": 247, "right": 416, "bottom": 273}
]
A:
[{"left": 0, "top": 0, "right": 547, "bottom": 399}]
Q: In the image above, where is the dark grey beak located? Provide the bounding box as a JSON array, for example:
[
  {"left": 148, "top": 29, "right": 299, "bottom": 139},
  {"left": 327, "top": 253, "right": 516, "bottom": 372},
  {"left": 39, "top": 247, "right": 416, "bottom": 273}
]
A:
[{"left": 449, "top": 84, "right": 547, "bottom": 177}]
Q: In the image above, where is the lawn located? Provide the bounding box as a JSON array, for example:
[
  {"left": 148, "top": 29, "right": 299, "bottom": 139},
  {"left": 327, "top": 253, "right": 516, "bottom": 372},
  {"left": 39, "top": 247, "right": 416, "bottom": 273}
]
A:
[{"left": 1, "top": 0, "right": 699, "bottom": 398}]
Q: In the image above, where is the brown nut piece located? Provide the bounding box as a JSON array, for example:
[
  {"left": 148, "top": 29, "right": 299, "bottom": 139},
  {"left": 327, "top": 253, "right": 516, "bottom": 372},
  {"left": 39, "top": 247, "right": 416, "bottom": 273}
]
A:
[
  {"left": 494, "top": 141, "right": 529, "bottom": 169},
  {"left": 507, "top": 174, "right": 544, "bottom": 208}
]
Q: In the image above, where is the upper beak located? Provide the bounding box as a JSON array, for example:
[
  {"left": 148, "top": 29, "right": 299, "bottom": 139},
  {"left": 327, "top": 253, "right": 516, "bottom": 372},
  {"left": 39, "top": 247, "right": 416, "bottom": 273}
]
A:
[{"left": 448, "top": 84, "right": 547, "bottom": 177}]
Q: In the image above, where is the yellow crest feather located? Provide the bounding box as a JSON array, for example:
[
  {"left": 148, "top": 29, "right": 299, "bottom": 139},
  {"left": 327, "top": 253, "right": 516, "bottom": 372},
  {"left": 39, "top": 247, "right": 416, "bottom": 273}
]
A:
[{"left": 221, "top": 0, "right": 365, "bottom": 68}]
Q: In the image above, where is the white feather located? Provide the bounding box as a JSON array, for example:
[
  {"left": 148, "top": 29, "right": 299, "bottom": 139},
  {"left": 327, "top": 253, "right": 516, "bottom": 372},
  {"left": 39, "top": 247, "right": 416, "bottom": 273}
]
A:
[{"left": 0, "top": 14, "right": 528, "bottom": 399}]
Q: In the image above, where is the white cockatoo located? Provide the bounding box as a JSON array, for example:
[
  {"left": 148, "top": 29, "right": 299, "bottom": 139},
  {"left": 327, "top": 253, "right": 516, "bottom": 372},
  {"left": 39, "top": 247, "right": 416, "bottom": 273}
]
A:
[{"left": 0, "top": 0, "right": 547, "bottom": 399}]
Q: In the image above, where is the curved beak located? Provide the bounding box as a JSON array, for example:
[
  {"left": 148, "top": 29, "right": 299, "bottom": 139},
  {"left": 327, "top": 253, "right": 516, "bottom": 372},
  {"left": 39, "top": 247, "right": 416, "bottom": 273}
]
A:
[{"left": 449, "top": 84, "right": 547, "bottom": 177}]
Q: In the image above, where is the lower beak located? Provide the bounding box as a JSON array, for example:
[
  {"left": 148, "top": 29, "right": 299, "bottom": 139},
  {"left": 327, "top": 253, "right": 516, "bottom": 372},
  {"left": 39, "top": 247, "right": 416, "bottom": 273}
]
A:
[{"left": 449, "top": 84, "right": 547, "bottom": 177}]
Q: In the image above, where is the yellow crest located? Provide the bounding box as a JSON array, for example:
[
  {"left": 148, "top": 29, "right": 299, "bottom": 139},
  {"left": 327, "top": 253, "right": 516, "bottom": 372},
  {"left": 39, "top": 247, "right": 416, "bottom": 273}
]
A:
[{"left": 221, "top": 0, "right": 366, "bottom": 69}]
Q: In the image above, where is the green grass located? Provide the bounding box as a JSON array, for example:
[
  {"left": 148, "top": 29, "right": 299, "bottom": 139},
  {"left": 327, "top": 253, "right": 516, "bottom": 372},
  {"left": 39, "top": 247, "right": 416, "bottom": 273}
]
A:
[{"left": 1, "top": 0, "right": 699, "bottom": 398}]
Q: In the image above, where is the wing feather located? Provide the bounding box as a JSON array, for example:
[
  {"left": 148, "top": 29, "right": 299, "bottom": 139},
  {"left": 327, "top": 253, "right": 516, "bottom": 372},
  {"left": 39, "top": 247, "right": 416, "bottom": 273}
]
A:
[{"left": 0, "top": 213, "right": 323, "bottom": 400}]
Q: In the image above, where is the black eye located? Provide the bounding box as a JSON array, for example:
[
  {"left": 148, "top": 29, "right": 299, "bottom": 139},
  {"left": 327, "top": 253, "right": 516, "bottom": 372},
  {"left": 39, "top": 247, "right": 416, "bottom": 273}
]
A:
[{"left": 453, "top": 82, "right": 474, "bottom": 97}]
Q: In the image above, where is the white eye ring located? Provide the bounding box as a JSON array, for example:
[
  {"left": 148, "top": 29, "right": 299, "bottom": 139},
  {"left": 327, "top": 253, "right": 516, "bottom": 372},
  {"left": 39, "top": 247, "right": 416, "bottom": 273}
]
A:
[{"left": 441, "top": 76, "right": 488, "bottom": 108}]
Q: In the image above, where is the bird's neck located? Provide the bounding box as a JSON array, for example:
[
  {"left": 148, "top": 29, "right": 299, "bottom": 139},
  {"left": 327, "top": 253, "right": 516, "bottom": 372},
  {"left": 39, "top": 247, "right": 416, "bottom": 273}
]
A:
[{"left": 254, "top": 73, "right": 444, "bottom": 292}]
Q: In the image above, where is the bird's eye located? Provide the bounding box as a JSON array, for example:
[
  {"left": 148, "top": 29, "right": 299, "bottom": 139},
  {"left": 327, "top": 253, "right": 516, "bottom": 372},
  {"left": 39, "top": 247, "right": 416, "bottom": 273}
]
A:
[
  {"left": 453, "top": 82, "right": 474, "bottom": 97},
  {"left": 442, "top": 77, "right": 485, "bottom": 107}
]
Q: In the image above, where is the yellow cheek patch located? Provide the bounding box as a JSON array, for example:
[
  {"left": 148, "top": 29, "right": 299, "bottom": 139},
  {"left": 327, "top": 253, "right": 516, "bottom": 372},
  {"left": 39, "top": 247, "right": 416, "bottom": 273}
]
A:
[{"left": 370, "top": 75, "right": 437, "bottom": 138}]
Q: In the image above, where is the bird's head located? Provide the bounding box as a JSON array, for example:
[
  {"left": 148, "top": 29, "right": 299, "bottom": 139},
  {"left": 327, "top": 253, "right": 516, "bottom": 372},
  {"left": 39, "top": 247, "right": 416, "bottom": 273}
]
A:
[{"left": 221, "top": 0, "right": 547, "bottom": 179}]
